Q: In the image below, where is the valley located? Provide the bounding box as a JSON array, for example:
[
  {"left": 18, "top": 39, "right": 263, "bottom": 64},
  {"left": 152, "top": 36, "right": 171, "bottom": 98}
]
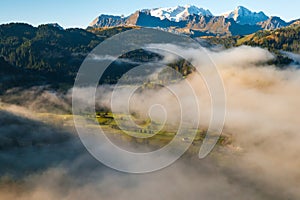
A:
[{"left": 0, "top": 2, "right": 300, "bottom": 200}]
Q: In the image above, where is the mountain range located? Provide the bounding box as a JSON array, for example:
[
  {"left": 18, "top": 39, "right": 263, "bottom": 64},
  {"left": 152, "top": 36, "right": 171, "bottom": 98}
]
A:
[
  {"left": 0, "top": 5, "right": 299, "bottom": 92},
  {"left": 89, "top": 5, "right": 299, "bottom": 37}
]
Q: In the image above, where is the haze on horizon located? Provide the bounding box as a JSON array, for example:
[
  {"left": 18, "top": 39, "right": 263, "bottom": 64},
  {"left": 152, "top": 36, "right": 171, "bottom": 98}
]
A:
[{"left": 0, "top": 0, "right": 299, "bottom": 28}]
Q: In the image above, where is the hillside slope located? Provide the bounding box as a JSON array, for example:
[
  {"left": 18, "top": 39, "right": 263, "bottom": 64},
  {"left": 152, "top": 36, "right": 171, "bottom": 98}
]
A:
[{"left": 237, "top": 24, "right": 300, "bottom": 53}]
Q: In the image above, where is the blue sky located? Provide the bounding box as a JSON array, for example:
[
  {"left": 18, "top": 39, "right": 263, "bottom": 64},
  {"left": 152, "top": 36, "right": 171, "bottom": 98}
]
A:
[{"left": 0, "top": 0, "right": 299, "bottom": 28}]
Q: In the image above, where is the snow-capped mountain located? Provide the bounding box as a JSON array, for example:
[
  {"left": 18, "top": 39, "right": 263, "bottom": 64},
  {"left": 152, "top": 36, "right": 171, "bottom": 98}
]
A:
[
  {"left": 223, "top": 6, "right": 269, "bottom": 25},
  {"left": 146, "top": 5, "right": 212, "bottom": 22},
  {"left": 89, "top": 5, "right": 296, "bottom": 37}
]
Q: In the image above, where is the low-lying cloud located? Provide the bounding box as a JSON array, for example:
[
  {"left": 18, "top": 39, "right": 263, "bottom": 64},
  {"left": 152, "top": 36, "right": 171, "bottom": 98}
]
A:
[{"left": 0, "top": 45, "right": 300, "bottom": 199}]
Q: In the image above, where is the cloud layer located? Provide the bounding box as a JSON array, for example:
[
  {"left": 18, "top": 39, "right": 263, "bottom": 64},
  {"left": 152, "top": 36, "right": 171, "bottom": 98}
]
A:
[{"left": 0, "top": 45, "right": 300, "bottom": 199}]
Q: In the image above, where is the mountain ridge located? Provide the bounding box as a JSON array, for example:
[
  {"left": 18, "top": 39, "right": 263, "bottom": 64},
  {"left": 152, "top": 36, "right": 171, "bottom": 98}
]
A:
[
  {"left": 144, "top": 5, "right": 213, "bottom": 22},
  {"left": 222, "top": 6, "right": 269, "bottom": 25},
  {"left": 89, "top": 5, "right": 299, "bottom": 37}
]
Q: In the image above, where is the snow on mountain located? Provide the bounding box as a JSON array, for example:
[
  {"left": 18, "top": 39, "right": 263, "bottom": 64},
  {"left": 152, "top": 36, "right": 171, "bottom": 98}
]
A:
[
  {"left": 223, "top": 6, "right": 269, "bottom": 25},
  {"left": 147, "top": 5, "right": 213, "bottom": 22},
  {"left": 47, "top": 23, "right": 64, "bottom": 30},
  {"left": 88, "top": 5, "right": 292, "bottom": 35}
]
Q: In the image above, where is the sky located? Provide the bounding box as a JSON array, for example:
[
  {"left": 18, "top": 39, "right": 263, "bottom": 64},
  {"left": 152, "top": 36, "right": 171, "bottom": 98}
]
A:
[{"left": 0, "top": 0, "right": 299, "bottom": 28}]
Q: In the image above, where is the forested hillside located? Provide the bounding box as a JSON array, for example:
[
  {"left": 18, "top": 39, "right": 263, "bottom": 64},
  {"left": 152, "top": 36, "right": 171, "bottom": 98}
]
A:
[
  {"left": 203, "top": 23, "right": 300, "bottom": 54},
  {"left": 0, "top": 22, "right": 299, "bottom": 93},
  {"left": 0, "top": 23, "right": 103, "bottom": 81},
  {"left": 237, "top": 23, "right": 300, "bottom": 53}
]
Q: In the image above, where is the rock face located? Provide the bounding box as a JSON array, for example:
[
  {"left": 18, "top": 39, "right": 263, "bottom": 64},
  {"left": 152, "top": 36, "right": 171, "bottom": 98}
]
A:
[
  {"left": 258, "top": 16, "right": 289, "bottom": 30},
  {"left": 89, "top": 5, "right": 295, "bottom": 37},
  {"left": 89, "top": 15, "right": 126, "bottom": 27},
  {"left": 289, "top": 19, "right": 300, "bottom": 26}
]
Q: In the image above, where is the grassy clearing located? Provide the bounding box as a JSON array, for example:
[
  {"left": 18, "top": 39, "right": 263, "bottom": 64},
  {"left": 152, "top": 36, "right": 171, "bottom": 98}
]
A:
[{"left": 94, "top": 112, "right": 229, "bottom": 146}]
